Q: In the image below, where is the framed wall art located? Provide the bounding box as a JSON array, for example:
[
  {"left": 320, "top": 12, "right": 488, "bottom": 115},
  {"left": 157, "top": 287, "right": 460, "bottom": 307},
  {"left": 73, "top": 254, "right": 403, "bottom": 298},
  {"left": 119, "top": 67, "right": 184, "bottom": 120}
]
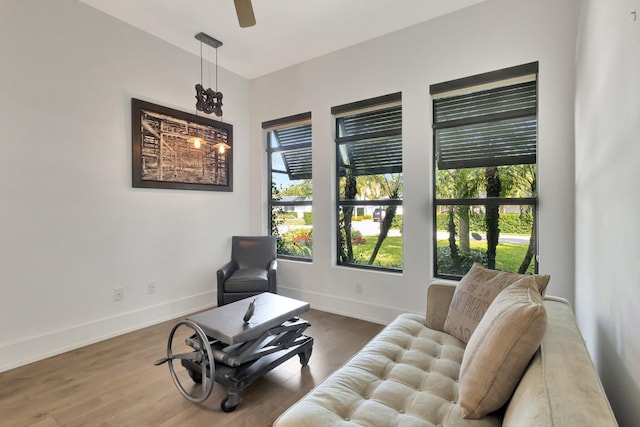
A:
[{"left": 131, "top": 98, "right": 233, "bottom": 191}]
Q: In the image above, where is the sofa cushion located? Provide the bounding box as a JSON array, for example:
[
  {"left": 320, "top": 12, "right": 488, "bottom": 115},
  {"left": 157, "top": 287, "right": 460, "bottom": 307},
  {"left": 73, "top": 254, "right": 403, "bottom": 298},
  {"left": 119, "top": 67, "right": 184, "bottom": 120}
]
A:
[
  {"left": 443, "top": 263, "right": 550, "bottom": 343},
  {"left": 274, "top": 313, "right": 501, "bottom": 427},
  {"left": 458, "top": 277, "right": 547, "bottom": 419}
]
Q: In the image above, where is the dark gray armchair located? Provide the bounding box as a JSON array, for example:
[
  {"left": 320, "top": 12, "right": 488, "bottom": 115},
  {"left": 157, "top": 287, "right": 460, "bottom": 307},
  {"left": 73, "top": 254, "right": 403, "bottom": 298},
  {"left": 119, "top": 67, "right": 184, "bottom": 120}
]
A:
[{"left": 217, "top": 236, "right": 277, "bottom": 306}]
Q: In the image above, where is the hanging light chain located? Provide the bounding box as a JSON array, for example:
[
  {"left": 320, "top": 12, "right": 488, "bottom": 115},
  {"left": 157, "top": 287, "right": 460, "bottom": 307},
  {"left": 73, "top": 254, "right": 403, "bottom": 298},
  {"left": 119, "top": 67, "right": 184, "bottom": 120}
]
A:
[{"left": 215, "top": 46, "right": 218, "bottom": 94}]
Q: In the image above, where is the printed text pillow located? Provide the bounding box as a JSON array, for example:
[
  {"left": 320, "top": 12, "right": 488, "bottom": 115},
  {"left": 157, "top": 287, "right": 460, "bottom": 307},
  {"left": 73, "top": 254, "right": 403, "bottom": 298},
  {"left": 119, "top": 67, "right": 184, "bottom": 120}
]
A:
[{"left": 443, "top": 263, "right": 549, "bottom": 343}]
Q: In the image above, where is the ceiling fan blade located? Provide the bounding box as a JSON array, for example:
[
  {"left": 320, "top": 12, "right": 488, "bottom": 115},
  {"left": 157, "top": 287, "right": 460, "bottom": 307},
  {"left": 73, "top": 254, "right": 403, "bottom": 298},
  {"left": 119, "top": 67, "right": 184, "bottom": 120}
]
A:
[{"left": 234, "top": 0, "right": 256, "bottom": 28}]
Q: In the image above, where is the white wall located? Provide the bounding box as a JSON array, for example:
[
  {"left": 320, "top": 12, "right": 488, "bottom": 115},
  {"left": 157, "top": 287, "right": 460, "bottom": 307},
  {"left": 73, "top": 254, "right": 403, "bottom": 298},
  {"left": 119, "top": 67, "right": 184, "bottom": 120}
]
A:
[
  {"left": 3, "top": 1, "right": 635, "bottom": 423},
  {"left": 575, "top": 0, "right": 640, "bottom": 425},
  {"left": 250, "top": 0, "right": 581, "bottom": 324},
  {"left": 0, "top": 0, "right": 251, "bottom": 371}
]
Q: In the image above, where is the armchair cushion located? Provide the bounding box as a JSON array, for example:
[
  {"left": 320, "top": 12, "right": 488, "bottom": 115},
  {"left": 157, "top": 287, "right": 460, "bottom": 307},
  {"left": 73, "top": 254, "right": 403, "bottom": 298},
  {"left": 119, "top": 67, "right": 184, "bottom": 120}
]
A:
[{"left": 224, "top": 268, "right": 270, "bottom": 292}]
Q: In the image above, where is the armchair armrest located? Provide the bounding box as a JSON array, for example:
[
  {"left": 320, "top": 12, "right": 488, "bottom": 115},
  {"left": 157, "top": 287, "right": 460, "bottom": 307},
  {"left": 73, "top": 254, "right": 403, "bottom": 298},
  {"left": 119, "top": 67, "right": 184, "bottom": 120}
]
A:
[
  {"left": 426, "top": 279, "right": 458, "bottom": 331},
  {"left": 267, "top": 258, "right": 277, "bottom": 293},
  {"left": 217, "top": 261, "right": 238, "bottom": 306},
  {"left": 217, "top": 260, "right": 238, "bottom": 283}
]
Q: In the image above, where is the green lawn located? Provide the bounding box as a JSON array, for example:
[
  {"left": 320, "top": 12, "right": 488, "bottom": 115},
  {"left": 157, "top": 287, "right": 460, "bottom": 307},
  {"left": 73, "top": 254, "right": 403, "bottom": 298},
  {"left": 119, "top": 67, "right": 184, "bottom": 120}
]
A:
[
  {"left": 348, "top": 235, "right": 532, "bottom": 273},
  {"left": 436, "top": 240, "right": 533, "bottom": 274},
  {"left": 351, "top": 236, "right": 403, "bottom": 268}
]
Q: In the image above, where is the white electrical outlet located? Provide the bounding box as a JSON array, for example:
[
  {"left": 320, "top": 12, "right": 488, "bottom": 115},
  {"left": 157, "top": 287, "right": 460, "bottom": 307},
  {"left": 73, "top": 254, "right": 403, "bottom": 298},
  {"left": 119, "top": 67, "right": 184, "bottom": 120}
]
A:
[
  {"left": 147, "top": 281, "right": 156, "bottom": 294},
  {"left": 113, "top": 287, "right": 124, "bottom": 301}
]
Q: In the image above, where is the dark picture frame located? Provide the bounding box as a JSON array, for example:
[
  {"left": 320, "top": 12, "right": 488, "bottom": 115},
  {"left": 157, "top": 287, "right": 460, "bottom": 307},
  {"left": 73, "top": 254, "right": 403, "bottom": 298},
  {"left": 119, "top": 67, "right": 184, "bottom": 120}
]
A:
[{"left": 131, "top": 98, "right": 233, "bottom": 191}]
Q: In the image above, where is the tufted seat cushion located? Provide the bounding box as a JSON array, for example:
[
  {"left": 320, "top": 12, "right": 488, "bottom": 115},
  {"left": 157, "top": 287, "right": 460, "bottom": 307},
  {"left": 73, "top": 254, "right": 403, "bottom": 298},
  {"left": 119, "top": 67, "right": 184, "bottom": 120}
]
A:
[
  {"left": 275, "top": 313, "right": 501, "bottom": 427},
  {"left": 276, "top": 283, "right": 618, "bottom": 427}
]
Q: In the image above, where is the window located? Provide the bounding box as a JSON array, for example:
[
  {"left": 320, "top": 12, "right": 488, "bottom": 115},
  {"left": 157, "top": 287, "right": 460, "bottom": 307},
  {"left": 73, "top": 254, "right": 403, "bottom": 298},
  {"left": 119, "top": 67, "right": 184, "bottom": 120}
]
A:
[
  {"left": 332, "top": 93, "right": 403, "bottom": 271},
  {"left": 264, "top": 113, "right": 312, "bottom": 260},
  {"left": 431, "top": 62, "right": 539, "bottom": 279}
]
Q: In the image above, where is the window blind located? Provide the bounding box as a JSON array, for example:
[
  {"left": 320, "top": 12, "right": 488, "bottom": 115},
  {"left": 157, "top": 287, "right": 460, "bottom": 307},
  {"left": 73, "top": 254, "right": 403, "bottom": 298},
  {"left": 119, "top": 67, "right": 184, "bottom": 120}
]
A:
[
  {"left": 271, "top": 123, "right": 312, "bottom": 180},
  {"left": 433, "top": 80, "right": 537, "bottom": 169},
  {"left": 336, "top": 104, "right": 402, "bottom": 176}
]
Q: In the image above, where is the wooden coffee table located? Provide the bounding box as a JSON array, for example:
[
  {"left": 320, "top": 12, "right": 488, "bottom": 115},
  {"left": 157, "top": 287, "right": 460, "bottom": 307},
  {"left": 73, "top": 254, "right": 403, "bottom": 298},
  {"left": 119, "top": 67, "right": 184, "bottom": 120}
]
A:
[{"left": 156, "top": 293, "right": 313, "bottom": 412}]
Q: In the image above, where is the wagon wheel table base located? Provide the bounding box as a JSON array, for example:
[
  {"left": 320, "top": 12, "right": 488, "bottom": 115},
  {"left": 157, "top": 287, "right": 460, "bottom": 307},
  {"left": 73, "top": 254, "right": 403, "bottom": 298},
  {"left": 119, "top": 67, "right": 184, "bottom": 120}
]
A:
[{"left": 155, "top": 293, "right": 313, "bottom": 412}]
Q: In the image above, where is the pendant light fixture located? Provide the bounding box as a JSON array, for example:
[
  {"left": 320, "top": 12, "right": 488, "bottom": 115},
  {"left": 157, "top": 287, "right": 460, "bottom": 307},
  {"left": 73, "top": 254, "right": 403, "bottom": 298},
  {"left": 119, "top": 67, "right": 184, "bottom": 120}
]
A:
[{"left": 194, "top": 32, "right": 223, "bottom": 117}]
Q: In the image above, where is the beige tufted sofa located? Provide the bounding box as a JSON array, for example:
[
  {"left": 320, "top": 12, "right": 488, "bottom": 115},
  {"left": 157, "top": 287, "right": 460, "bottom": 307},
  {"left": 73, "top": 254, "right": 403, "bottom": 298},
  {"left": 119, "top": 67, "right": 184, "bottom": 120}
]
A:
[{"left": 274, "top": 281, "right": 618, "bottom": 426}]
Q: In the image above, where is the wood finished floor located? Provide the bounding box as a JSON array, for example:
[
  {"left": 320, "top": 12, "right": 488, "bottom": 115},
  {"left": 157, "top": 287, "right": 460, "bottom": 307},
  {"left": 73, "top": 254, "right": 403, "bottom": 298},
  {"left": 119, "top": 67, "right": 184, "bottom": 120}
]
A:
[{"left": 0, "top": 309, "right": 384, "bottom": 427}]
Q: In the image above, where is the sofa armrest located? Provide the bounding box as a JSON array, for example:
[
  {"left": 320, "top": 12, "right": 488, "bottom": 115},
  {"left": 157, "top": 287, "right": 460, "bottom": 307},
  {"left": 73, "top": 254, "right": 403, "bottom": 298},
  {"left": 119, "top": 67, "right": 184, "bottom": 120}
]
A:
[
  {"left": 426, "top": 279, "right": 457, "bottom": 331},
  {"left": 503, "top": 297, "right": 618, "bottom": 426}
]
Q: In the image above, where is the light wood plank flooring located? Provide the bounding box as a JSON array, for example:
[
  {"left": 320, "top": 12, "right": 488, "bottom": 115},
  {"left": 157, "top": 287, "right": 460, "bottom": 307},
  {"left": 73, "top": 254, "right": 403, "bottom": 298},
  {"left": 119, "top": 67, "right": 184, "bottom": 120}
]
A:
[{"left": 0, "top": 309, "right": 383, "bottom": 427}]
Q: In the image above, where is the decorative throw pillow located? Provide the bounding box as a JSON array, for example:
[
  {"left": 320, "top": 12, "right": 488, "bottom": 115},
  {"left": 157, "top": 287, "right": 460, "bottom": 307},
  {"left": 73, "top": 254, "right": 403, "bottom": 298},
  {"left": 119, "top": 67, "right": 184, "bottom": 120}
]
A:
[
  {"left": 443, "top": 263, "right": 550, "bottom": 343},
  {"left": 458, "top": 276, "right": 547, "bottom": 419}
]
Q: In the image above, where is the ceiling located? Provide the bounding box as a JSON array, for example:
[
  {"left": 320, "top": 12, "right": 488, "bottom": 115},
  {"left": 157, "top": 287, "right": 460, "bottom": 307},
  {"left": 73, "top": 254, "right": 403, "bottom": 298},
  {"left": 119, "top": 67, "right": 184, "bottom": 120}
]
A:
[{"left": 78, "top": 0, "right": 485, "bottom": 79}]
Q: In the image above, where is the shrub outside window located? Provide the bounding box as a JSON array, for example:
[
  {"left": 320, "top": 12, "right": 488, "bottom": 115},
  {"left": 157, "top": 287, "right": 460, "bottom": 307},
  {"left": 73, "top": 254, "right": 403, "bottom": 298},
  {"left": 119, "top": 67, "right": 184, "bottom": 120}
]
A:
[
  {"left": 332, "top": 93, "right": 403, "bottom": 271},
  {"left": 431, "top": 63, "right": 539, "bottom": 279},
  {"left": 264, "top": 113, "right": 312, "bottom": 260}
]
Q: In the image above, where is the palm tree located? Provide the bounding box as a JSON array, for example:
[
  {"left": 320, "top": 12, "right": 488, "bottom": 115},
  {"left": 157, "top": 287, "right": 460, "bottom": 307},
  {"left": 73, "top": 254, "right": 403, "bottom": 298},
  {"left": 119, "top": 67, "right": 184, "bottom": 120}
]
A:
[
  {"left": 279, "top": 179, "right": 312, "bottom": 197},
  {"left": 499, "top": 164, "right": 537, "bottom": 273},
  {"left": 436, "top": 168, "right": 483, "bottom": 252},
  {"left": 368, "top": 174, "right": 402, "bottom": 265},
  {"left": 485, "top": 166, "right": 502, "bottom": 269},
  {"left": 338, "top": 169, "right": 358, "bottom": 264}
]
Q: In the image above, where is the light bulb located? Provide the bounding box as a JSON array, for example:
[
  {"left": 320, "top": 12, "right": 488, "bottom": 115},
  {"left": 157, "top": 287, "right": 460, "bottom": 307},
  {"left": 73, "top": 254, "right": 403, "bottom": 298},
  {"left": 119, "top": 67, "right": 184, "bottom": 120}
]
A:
[
  {"left": 193, "top": 138, "right": 201, "bottom": 149},
  {"left": 218, "top": 145, "right": 225, "bottom": 154}
]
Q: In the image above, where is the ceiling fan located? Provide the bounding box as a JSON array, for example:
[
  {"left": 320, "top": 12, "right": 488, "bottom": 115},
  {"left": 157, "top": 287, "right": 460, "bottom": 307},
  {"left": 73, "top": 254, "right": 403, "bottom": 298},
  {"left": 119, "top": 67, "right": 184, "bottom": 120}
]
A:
[{"left": 234, "top": 0, "right": 256, "bottom": 28}]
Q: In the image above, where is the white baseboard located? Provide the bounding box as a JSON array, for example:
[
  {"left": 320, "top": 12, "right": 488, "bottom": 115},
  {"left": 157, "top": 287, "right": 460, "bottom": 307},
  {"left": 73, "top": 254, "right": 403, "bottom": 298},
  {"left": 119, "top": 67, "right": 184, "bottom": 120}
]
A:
[
  {"left": 0, "top": 291, "right": 217, "bottom": 373},
  {"left": 278, "top": 287, "right": 407, "bottom": 326},
  {"left": 1, "top": 289, "right": 409, "bottom": 373}
]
